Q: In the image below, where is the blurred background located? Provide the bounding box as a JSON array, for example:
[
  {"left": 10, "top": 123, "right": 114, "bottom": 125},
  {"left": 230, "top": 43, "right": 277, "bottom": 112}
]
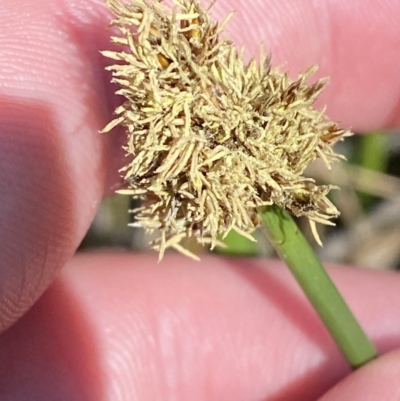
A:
[{"left": 79, "top": 131, "right": 400, "bottom": 270}]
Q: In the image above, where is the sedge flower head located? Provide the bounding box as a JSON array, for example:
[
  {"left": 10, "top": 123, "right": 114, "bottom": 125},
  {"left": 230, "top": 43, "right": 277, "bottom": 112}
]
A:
[{"left": 102, "top": 0, "right": 351, "bottom": 259}]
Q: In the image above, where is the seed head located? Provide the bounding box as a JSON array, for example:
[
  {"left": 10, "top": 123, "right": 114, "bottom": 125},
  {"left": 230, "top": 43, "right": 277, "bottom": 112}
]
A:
[{"left": 102, "top": 0, "right": 350, "bottom": 259}]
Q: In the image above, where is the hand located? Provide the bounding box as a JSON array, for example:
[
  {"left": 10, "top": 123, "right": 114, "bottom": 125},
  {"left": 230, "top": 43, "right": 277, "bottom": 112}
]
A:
[{"left": 0, "top": 0, "right": 399, "bottom": 400}]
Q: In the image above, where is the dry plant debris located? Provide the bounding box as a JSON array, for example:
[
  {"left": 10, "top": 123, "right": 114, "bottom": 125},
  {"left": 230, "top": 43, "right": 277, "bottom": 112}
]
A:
[{"left": 102, "top": 0, "right": 351, "bottom": 259}]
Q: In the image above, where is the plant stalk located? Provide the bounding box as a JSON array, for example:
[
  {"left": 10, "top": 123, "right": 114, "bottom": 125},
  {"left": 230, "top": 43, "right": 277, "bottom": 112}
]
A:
[{"left": 260, "top": 205, "right": 378, "bottom": 369}]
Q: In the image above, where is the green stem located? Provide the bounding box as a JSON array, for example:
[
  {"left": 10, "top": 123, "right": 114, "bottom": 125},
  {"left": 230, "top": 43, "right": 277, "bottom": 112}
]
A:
[
  {"left": 259, "top": 205, "right": 378, "bottom": 369},
  {"left": 357, "top": 131, "right": 388, "bottom": 210},
  {"left": 358, "top": 131, "right": 388, "bottom": 173},
  {"left": 216, "top": 229, "right": 259, "bottom": 257}
]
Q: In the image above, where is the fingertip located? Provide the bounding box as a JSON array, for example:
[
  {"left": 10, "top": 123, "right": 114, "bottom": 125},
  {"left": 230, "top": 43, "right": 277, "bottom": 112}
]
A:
[
  {"left": 29, "top": 253, "right": 359, "bottom": 400},
  {"left": 2, "top": 252, "right": 400, "bottom": 400},
  {"left": 64, "top": 254, "right": 400, "bottom": 400},
  {"left": 0, "top": 0, "right": 123, "bottom": 329},
  {"left": 0, "top": 97, "right": 78, "bottom": 331},
  {"left": 319, "top": 349, "right": 400, "bottom": 401}
]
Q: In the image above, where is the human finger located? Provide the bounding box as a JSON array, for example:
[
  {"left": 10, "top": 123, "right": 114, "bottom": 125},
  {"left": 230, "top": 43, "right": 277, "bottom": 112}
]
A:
[
  {"left": 1, "top": 253, "right": 400, "bottom": 400},
  {"left": 318, "top": 349, "right": 400, "bottom": 401},
  {"left": 0, "top": 0, "right": 120, "bottom": 331}
]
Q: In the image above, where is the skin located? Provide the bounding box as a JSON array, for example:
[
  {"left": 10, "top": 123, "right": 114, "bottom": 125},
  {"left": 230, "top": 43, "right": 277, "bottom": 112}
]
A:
[{"left": 0, "top": 0, "right": 400, "bottom": 399}]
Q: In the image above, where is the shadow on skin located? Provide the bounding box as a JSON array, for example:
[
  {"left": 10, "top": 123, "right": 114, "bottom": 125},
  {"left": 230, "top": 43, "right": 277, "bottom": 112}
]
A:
[{"left": 0, "top": 276, "right": 103, "bottom": 401}]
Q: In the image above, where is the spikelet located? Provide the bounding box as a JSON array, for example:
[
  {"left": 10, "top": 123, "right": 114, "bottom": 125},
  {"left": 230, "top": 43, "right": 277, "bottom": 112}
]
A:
[{"left": 102, "top": 0, "right": 351, "bottom": 259}]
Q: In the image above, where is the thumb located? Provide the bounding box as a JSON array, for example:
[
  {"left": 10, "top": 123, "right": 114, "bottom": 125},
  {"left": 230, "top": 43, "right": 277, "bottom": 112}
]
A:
[{"left": 319, "top": 349, "right": 400, "bottom": 401}]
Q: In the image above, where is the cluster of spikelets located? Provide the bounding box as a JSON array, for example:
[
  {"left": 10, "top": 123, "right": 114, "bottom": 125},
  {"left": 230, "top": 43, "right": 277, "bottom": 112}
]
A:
[{"left": 102, "top": 0, "right": 350, "bottom": 260}]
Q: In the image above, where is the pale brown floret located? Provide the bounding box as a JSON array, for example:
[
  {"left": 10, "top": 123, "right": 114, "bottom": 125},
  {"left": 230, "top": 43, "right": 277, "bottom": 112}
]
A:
[{"left": 103, "top": 0, "right": 351, "bottom": 259}]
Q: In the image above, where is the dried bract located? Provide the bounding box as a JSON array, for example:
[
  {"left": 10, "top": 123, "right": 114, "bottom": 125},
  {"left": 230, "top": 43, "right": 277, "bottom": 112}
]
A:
[{"left": 103, "top": 0, "right": 350, "bottom": 259}]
